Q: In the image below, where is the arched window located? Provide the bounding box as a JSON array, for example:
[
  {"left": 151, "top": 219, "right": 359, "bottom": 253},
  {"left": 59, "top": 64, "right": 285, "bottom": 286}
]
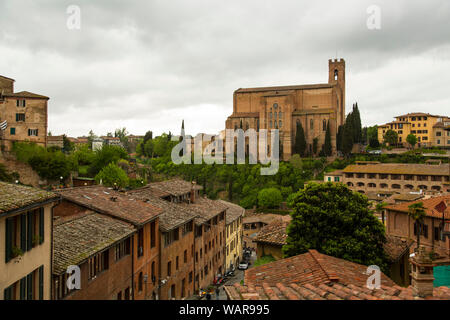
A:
[
  {"left": 274, "top": 112, "right": 277, "bottom": 119},
  {"left": 279, "top": 120, "right": 282, "bottom": 128},
  {"left": 256, "top": 119, "right": 260, "bottom": 131},
  {"left": 310, "top": 119, "right": 314, "bottom": 129},
  {"left": 323, "top": 119, "right": 327, "bottom": 131},
  {"left": 273, "top": 103, "right": 278, "bottom": 109},
  {"left": 269, "top": 112, "right": 272, "bottom": 119},
  {"left": 245, "top": 122, "right": 249, "bottom": 130},
  {"left": 334, "top": 69, "right": 338, "bottom": 81},
  {"left": 279, "top": 111, "right": 282, "bottom": 118},
  {"left": 269, "top": 121, "right": 272, "bottom": 128}
]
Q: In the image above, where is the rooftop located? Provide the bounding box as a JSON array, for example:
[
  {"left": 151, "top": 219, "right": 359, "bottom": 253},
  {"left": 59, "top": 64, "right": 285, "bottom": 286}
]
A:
[
  {"left": 179, "top": 196, "right": 228, "bottom": 225},
  {"left": 253, "top": 218, "right": 291, "bottom": 246},
  {"left": 218, "top": 200, "right": 245, "bottom": 224},
  {"left": 244, "top": 250, "right": 395, "bottom": 288},
  {"left": 53, "top": 212, "right": 134, "bottom": 275},
  {"left": 396, "top": 112, "right": 443, "bottom": 118},
  {"left": 56, "top": 186, "right": 163, "bottom": 226},
  {"left": 225, "top": 281, "right": 450, "bottom": 300},
  {"left": 384, "top": 235, "right": 415, "bottom": 263},
  {"left": 342, "top": 163, "right": 449, "bottom": 176},
  {"left": 385, "top": 194, "right": 450, "bottom": 219},
  {"left": 235, "top": 83, "right": 334, "bottom": 94},
  {"left": 147, "top": 179, "right": 202, "bottom": 197},
  {"left": 0, "top": 182, "right": 60, "bottom": 215},
  {"left": 243, "top": 213, "right": 287, "bottom": 225},
  {"left": 128, "top": 187, "right": 196, "bottom": 232},
  {"left": 4, "top": 91, "right": 49, "bottom": 99}
]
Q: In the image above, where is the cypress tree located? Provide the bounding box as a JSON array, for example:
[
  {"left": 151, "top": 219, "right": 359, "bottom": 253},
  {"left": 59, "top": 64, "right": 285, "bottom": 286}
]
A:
[
  {"left": 294, "top": 122, "right": 307, "bottom": 157},
  {"left": 342, "top": 113, "right": 354, "bottom": 157},
  {"left": 323, "top": 120, "right": 332, "bottom": 156},
  {"left": 336, "top": 125, "right": 344, "bottom": 152},
  {"left": 352, "top": 103, "right": 362, "bottom": 143}
]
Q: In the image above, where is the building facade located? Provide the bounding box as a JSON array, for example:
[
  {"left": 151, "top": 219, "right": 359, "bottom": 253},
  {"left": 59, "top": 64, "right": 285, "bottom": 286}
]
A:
[
  {"left": 340, "top": 161, "right": 450, "bottom": 194},
  {"left": 0, "top": 182, "right": 59, "bottom": 300},
  {"left": 378, "top": 112, "right": 450, "bottom": 148},
  {"left": 225, "top": 59, "right": 346, "bottom": 160},
  {"left": 0, "top": 75, "right": 49, "bottom": 152},
  {"left": 219, "top": 200, "right": 244, "bottom": 272}
]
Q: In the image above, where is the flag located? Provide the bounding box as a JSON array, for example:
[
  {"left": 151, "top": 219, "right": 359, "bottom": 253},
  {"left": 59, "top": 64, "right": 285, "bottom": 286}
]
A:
[{"left": 0, "top": 120, "right": 7, "bottom": 131}]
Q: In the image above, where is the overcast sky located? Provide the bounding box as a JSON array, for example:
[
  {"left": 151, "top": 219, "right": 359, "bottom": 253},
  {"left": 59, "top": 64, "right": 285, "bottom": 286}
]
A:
[{"left": 1, "top": 0, "right": 450, "bottom": 137}]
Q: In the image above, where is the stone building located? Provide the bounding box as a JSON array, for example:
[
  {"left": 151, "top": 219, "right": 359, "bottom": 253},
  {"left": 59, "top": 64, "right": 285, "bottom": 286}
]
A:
[
  {"left": 225, "top": 59, "right": 346, "bottom": 160},
  {"left": 253, "top": 217, "right": 291, "bottom": 261},
  {"left": 386, "top": 194, "right": 450, "bottom": 259},
  {"left": 52, "top": 212, "right": 135, "bottom": 300},
  {"left": 340, "top": 161, "right": 450, "bottom": 194},
  {"left": 377, "top": 112, "right": 450, "bottom": 148},
  {"left": 219, "top": 200, "right": 245, "bottom": 272},
  {"left": 54, "top": 186, "right": 163, "bottom": 300},
  {"left": 0, "top": 182, "right": 60, "bottom": 300},
  {"left": 0, "top": 75, "right": 49, "bottom": 152}
]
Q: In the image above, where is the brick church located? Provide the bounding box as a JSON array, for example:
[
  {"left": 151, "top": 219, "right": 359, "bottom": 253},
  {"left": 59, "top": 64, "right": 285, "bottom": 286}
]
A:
[{"left": 225, "top": 59, "right": 346, "bottom": 160}]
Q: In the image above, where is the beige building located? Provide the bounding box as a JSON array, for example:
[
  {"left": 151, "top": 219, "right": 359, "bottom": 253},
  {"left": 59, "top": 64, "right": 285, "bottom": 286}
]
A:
[
  {"left": 0, "top": 75, "right": 49, "bottom": 152},
  {"left": 339, "top": 161, "right": 450, "bottom": 194},
  {"left": 0, "top": 182, "right": 59, "bottom": 300},
  {"left": 219, "top": 200, "right": 245, "bottom": 271},
  {"left": 225, "top": 59, "right": 346, "bottom": 160},
  {"left": 378, "top": 112, "right": 450, "bottom": 148}
]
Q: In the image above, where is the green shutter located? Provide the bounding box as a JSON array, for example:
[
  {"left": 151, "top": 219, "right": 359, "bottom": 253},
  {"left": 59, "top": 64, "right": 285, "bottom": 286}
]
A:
[
  {"left": 20, "top": 277, "right": 26, "bottom": 300},
  {"left": 16, "top": 113, "right": 18, "bottom": 121},
  {"left": 38, "top": 266, "right": 44, "bottom": 300},
  {"left": 26, "top": 273, "right": 33, "bottom": 300},
  {"left": 39, "top": 208, "right": 44, "bottom": 244},
  {"left": 21, "top": 214, "right": 27, "bottom": 251},
  {"left": 27, "top": 211, "right": 33, "bottom": 250},
  {"left": 5, "top": 218, "right": 13, "bottom": 263},
  {"left": 4, "top": 286, "right": 13, "bottom": 300}
]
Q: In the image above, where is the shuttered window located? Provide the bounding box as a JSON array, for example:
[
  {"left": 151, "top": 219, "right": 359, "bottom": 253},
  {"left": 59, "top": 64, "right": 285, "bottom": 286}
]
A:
[
  {"left": 39, "top": 208, "right": 44, "bottom": 244},
  {"left": 26, "top": 273, "right": 33, "bottom": 300},
  {"left": 5, "top": 217, "right": 13, "bottom": 263},
  {"left": 21, "top": 214, "right": 27, "bottom": 251},
  {"left": 27, "top": 211, "right": 34, "bottom": 251},
  {"left": 38, "top": 266, "right": 44, "bottom": 300}
]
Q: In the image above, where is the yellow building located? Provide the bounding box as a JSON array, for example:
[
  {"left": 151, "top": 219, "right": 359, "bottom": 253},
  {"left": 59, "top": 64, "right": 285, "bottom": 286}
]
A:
[
  {"left": 219, "top": 200, "right": 244, "bottom": 271},
  {"left": 378, "top": 112, "right": 449, "bottom": 147},
  {"left": 0, "top": 182, "right": 60, "bottom": 300}
]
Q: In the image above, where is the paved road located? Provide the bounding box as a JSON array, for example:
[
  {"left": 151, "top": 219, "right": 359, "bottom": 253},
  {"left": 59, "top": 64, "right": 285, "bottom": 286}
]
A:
[{"left": 217, "top": 251, "right": 257, "bottom": 300}]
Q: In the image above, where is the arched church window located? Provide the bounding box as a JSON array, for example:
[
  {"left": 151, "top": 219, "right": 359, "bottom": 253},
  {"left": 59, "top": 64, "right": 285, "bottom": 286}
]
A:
[
  {"left": 323, "top": 119, "right": 327, "bottom": 131},
  {"left": 273, "top": 103, "right": 278, "bottom": 109},
  {"left": 269, "top": 112, "right": 272, "bottom": 119},
  {"left": 274, "top": 112, "right": 277, "bottom": 119},
  {"left": 245, "top": 122, "right": 249, "bottom": 130},
  {"left": 256, "top": 119, "right": 260, "bottom": 131},
  {"left": 310, "top": 119, "right": 314, "bottom": 129},
  {"left": 279, "top": 120, "right": 282, "bottom": 128},
  {"left": 269, "top": 121, "right": 272, "bottom": 128},
  {"left": 279, "top": 111, "right": 282, "bottom": 119},
  {"left": 334, "top": 69, "right": 338, "bottom": 81}
]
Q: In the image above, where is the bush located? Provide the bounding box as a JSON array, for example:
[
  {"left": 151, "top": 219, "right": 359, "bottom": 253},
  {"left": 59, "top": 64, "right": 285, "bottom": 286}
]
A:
[
  {"left": 257, "top": 188, "right": 283, "bottom": 209},
  {"left": 95, "top": 163, "right": 129, "bottom": 188},
  {"left": 89, "top": 145, "right": 129, "bottom": 175}
]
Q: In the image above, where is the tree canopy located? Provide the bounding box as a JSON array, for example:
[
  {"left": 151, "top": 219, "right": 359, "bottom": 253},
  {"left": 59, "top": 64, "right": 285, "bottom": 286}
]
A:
[{"left": 283, "top": 182, "right": 389, "bottom": 273}]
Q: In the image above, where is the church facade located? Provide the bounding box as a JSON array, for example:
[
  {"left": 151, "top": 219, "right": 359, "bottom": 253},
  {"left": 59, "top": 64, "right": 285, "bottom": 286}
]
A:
[{"left": 225, "top": 59, "right": 346, "bottom": 160}]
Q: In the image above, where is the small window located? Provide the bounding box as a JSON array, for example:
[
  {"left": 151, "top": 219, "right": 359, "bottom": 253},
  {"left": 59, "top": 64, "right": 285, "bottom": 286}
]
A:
[
  {"left": 28, "top": 129, "right": 38, "bottom": 137},
  {"left": 310, "top": 119, "right": 314, "bottom": 129},
  {"left": 16, "top": 100, "right": 26, "bottom": 107},
  {"left": 323, "top": 120, "right": 327, "bottom": 131},
  {"left": 10, "top": 127, "right": 16, "bottom": 135},
  {"left": 273, "top": 103, "right": 278, "bottom": 109},
  {"left": 16, "top": 113, "right": 25, "bottom": 122}
]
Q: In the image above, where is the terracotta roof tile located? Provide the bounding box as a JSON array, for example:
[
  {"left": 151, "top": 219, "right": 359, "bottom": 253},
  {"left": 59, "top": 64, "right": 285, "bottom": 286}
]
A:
[
  {"left": 386, "top": 194, "right": 450, "bottom": 219},
  {"left": 4, "top": 91, "right": 49, "bottom": 99},
  {"left": 56, "top": 186, "right": 163, "bottom": 226},
  {"left": 342, "top": 163, "right": 449, "bottom": 176},
  {"left": 384, "top": 235, "right": 415, "bottom": 262},
  {"left": 218, "top": 200, "right": 245, "bottom": 224},
  {"left": 253, "top": 218, "right": 291, "bottom": 246},
  {"left": 0, "top": 182, "right": 60, "bottom": 215},
  {"left": 235, "top": 83, "right": 333, "bottom": 93},
  {"left": 53, "top": 212, "right": 134, "bottom": 275},
  {"left": 147, "top": 179, "right": 202, "bottom": 197}
]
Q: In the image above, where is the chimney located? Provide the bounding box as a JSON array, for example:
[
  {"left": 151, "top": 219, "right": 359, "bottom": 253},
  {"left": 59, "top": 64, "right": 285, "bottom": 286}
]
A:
[
  {"left": 410, "top": 245, "right": 436, "bottom": 298},
  {"left": 190, "top": 181, "right": 196, "bottom": 204}
]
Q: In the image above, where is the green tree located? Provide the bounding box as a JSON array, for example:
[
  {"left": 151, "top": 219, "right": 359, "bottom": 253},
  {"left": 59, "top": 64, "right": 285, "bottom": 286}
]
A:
[
  {"left": 336, "top": 125, "right": 344, "bottom": 152},
  {"left": 406, "top": 134, "right": 417, "bottom": 149},
  {"left": 89, "top": 145, "right": 129, "bottom": 175},
  {"left": 283, "top": 182, "right": 388, "bottom": 273},
  {"left": 294, "top": 122, "right": 307, "bottom": 157},
  {"left": 375, "top": 201, "right": 388, "bottom": 226},
  {"left": 352, "top": 103, "right": 362, "bottom": 143},
  {"left": 62, "top": 135, "right": 74, "bottom": 153},
  {"left": 312, "top": 138, "right": 318, "bottom": 156},
  {"left": 342, "top": 114, "right": 354, "bottom": 157},
  {"left": 95, "top": 162, "right": 129, "bottom": 189},
  {"left": 87, "top": 130, "right": 97, "bottom": 149},
  {"left": 408, "top": 202, "right": 426, "bottom": 250},
  {"left": 384, "top": 129, "right": 398, "bottom": 146},
  {"left": 257, "top": 187, "right": 283, "bottom": 208},
  {"left": 323, "top": 120, "right": 332, "bottom": 156},
  {"left": 143, "top": 131, "right": 153, "bottom": 144}
]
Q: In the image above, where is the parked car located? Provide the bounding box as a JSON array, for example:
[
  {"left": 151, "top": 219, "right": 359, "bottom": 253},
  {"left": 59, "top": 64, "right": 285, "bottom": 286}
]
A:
[{"left": 238, "top": 261, "right": 249, "bottom": 270}]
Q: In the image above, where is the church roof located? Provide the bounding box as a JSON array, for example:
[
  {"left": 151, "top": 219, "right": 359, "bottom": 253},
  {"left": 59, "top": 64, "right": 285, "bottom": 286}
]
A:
[{"left": 235, "top": 83, "right": 334, "bottom": 94}]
